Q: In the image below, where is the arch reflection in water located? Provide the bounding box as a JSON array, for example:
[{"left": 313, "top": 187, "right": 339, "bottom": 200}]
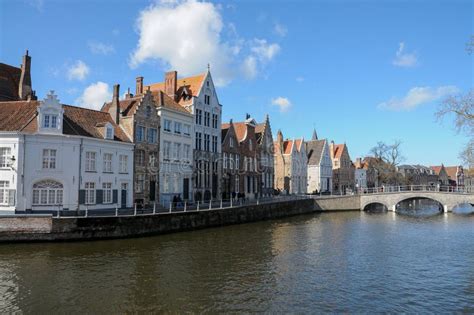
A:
[
  {"left": 363, "top": 203, "right": 388, "bottom": 213},
  {"left": 452, "top": 203, "right": 474, "bottom": 215},
  {"left": 396, "top": 197, "right": 443, "bottom": 216}
]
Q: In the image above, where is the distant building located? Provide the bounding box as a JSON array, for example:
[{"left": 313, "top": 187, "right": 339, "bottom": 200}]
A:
[
  {"left": 430, "top": 165, "right": 450, "bottom": 185},
  {"left": 398, "top": 164, "right": 439, "bottom": 186},
  {"left": 274, "top": 131, "right": 307, "bottom": 194},
  {"left": 102, "top": 84, "right": 160, "bottom": 207},
  {"left": 0, "top": 92, "right": 134, "bottom": 214},
  {"left": 255, "top": 115, "right": 275, "bottom": 197},
  {"left": 0, "top": 50, "right": 37, "bottom": 101},
  {"left": 354, "top": 158, "right": 367, "bottom": 189},
  {"left": 306, "top": 130, "right": 332, "bottom": 193},
  {"left": 330, "top": 142, "right": 355, "bottom": 194},
  {"left": 431, "top": 165, "right": 464, "bottom": 187}
]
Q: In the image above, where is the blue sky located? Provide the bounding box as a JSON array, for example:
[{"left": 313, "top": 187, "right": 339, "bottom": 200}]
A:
[{"left": 1, "top": 0, "right": 472, "bottom": 166}]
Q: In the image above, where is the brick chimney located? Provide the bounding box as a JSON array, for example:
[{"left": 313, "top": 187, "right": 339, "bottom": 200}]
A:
[
  {"left": 164, "top": 71, "right": 177, "bottom": 99},
  {"left": 136, "top": 76, "right": 143, "bottom": 95},
  {"left": 109, "top": 84, "right": 121, "bottom": 124},
  {"left": 19, "top": 50, "right": 33, "bottom": 100}
]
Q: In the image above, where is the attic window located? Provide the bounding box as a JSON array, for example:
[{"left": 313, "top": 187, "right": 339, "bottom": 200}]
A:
[
  {"left": 207, "top": 81, "right": 209, "bottom": 87},
  {"left": 106, "top": 125, "right": 114, "bottom": 140},
  {"left": 43, "top": 114, "right": 58, "bottom": 129},
  {"left": 146, "top": 106, "right": 152, "bottom": 118}
]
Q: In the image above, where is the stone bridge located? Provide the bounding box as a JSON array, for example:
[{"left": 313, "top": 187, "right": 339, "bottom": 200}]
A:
[
  {"left": 360, "top": 191, "right": 474, "bottom": 212},
  {"left": 310, "top": 191, "right": 474, "bottom": 212}
]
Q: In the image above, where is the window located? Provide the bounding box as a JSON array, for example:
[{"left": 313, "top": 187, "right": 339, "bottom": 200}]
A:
[
  {"left": 229, "top": 154, "right": 233, "bottom": 170},
  {"left": 136, "top": 174, "right": 145, "bottom": 193},
  {"left": 223, "top": 153, "right": 228, "bottom": 169},
  {"left": 204, "top": 95, "right": 210, "bottom": 105},
  {"left": 136, "top": 150, "right": 145, "bottom": 166},
  {"left": 164, "top": 120, "right": 172, "bottom": 132},
  {"left": 147, "top": 128, "right": 158, "bottom": 143},
  {"left": 229, "top": 137, "right": 234, "bottom": 148},
  {"left": 195, "top": 132, "right": 202, "bottom": 150},
  {"left": 85, "top": 182, "right": 95, "bottom": 204},
  {"left": 32, "top": 180, "right": 63, "bottom": 205},
  {"left": 196, "top": 109, "right": 202, "bottom": 125},
  {"left": 236, "top": 154, "right": 240, "bottom": 169},
  {"left": 0, "top": 181, "right": 13, "bottom": 206},
  {"left": 146, "top": 106, "right": 152, "bottom": 118},
  {"left": 249, "top": 139, "right": 253, "bottom": 151},
  {"left": 51, "top": 116, "right": 57, "bottom": 129},
  {"left": 183, "top": 144, "right": 191, "bottom": 161},
  {"left": 103, "top": 153, "right": 113, "bottom": 173},
  {"left": 42, "top": 149, "right": 57, "bottom": 169},
  {"left": 85, "top": 152, "right": 96, "bottom": 171},
  {"left": 0, "top": 148, "right": 11, "bottom": 168},
  {"left": 174, "top": 122, "right": 182, "bottom": 134},
  {"left": 119, "top": 155, "right": 128, "bottom": 173},
  {"left": 103, "top": 183, "right": 112, "bottom": 204},
  {"left": 106, "top": 126, "right": 113, "bottom": 139},
  {"left": 163, "top": 141, "right": 171, "bottom": 160},
  {"left": 173, "top": 143, "right": 181, "bottom": 160},
  {"left": 136, "top": 126, "right": 145, "bottom": 142},
  {"left": 204, "top": 134, "right": 210, "bottom": 151},
  {"left": 183, "top": 124, "right": 191, "bottom": 136},
  {"left": 212, "top": 136, "right": 218, "bottom": 153},
  {"left": 204, "top": 112, "right": 210, "bottom": 127},
  {"left": 212, "top": 114, "right": 218, "bottom": 128},
  {"left": 235, "top": 176, "right": 240, "bottom": 193}
]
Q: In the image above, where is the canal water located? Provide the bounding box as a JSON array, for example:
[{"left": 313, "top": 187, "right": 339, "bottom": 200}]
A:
[{"left": 0, "top": 211, "right": 473, "bottom": 313}]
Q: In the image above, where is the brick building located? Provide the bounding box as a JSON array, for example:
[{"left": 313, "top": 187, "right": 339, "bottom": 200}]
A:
[
  {"left": 0, "top": 50, "right": 37, "bottom": 102},
  {"left": 255, "top": 115, "right": 275, "bottom": 196},
  {"left": 330, "top": 142, "right": 355, "bottom": 194}
]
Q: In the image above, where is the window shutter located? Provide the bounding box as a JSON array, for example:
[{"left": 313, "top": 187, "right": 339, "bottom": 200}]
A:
[
  {"left": 79, "top": 190, "right": 86, "bottom": 204},
  {"left": 8, "top": 189, "right": 15, "bottom": 206},
  {"left": 96, "top": 189, "right": 103, "bottom": 204},
  {"left": 113, "top": 190, "right": 118, "bottom": 204}
]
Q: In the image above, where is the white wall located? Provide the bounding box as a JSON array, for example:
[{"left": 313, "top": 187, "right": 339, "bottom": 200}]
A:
[{"left": 0, "top": 134, "right": 21, "bottom": 213}]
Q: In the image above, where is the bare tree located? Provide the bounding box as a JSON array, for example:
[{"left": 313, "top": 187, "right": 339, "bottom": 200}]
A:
[
  {"left": 436, "top": 36, "right": 474, "bottom": 168},
  {"left": 369, "top": 141, "right": 405, "bottom": 185}
]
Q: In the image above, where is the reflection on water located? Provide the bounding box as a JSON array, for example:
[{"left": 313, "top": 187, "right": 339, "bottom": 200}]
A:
[
  {"left": 452, "top": 203, "right": 474, "bottom": 215},
  {"left": 0, "top": 212, "right": 473, "bottom": 313},
  {"left": 396, "top": 198, "right": 443, "bottom": 216}
]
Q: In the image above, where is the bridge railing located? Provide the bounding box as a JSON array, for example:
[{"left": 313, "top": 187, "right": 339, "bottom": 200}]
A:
[{"left": 354, "top": 185, "right": 470, "bottom": 195}]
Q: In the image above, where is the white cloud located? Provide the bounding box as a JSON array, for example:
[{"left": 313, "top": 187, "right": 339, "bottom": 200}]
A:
[
  {"left": 129, "top": 0, "right": 280, "bottom": 86},
  {"left": 88, "top": 41, "right": 115, "bottom": 55},
  {"left": 75, "top": 82, "right": 112, "bottom": 110},
  {"left": 393, "top": 42, "right": 418, "bottom": 67},
  {"left": 378, "top": 86, "right": 459, "bottom": 111},
  {"left": 271, "top": 97, "right": 292, "bottom": 112},
  {"left": 296, "top": 76, "right": 304, "bottom": 82},
  {"left": 250, "top": 39, "right": 280, "bottom": 62},
  {"left": 274, "top": 23, "right": 287, "bottom": 37},
  {"left": 67, "top": 60, "right": 90, "bottom": 81}
]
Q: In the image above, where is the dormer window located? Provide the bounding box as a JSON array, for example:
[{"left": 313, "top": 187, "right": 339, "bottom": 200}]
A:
[
  {"left": 105, "top": 124, "right": 114, "bottom": 140},
  {"left": 38, "top": 91, "right": 64, "bottom": 134},
  {"left": 43, "top": 114, "right": 57, "bottom": 129}
]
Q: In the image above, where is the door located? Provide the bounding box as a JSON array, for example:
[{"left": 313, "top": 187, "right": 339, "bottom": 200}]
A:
[
  {"left": 183, "top": 178, "right": 189, "bottom": 200},
  {"left": 149, "top": 180, "right": 156, "bottom": 201},
  {"left": 121, "top": 183, "right": 128, "bottom": 208}
]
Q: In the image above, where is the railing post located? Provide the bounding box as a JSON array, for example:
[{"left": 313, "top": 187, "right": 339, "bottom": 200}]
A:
[
  {"left": 134, "top": 203, "right": 137, "bottom": 216},
  {"left": 257, "top": 198, "right": 259, "bottom": 205},
  {"left": 220, "top": 199, "right": 223, "bottom": 209},
  {"left": 209, "top": 200, "right": 212, "bottom": 210},
  {"left": 85, "top": 205, "right": 88, "bottom": 218},
  {"left": 184, "top": 201, "right": 187, "bottom": 212},
  {"left": 153, "top": 202, "right": 156, "bottom": 215},
  {"left": 197, "top": 201, "right": 200, "bottom": 211},
  {"left": 230, "top": 197, "right": 233, "bottom": 208},
  {"left": 57, "top": 206, "right": 60, "bottom": 218},
  {"left": 169, "top": 201, "right": 172, "bottom": 213},
  {"left": 115, "top": 204, "right": 118, "bottom": 217}
]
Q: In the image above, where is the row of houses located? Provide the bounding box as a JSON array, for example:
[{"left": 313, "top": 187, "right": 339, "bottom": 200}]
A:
[{"left": 0, "top": 52, "right": 469, "bottom": 213}]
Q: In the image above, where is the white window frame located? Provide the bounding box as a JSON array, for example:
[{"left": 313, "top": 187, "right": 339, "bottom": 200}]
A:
[
  {"left": 42, "top": 149, "right": 57, "bottom": 169},
  {"left": 85, "top": 151, "right": 97, "bottom": 172},
  {"left": 164, "top": 120, "right": 172, "bottom": 132},
  {"left": 147, "top": 128, "right": 157, "bottom": 143},
  {"left": 136, "top": 125, "right": 146, "bottom": 142},
  {"left": 85, "top": 182, "right": 96, "bottom": 204},
  {"left": 0, "top": 181, "right": 13, "bottom": 206},
  {"left": 103, "top": 182, "right": 112, "bottom": 204},
  {"left": 174, "top": 122, "right": 182, "bottom": 135},
  {"left": 183, "top": 124, "right": 191, "bottom": 136},
  {"left": 163, "top": 141, "right": 171, "bottom": 160},
  {"left": 119, "top": 155, "right": 128, "bottom": 173},
  {"left": 103, "top": 153, "right": 113, "bottom": 173},
  {"left": 106, "top": 126, "right": 114, "bottom": 139},
  {"left": 136, "top": 174, "right": 145, "bottom": 193},
  {"left": 0, "top": 147, "right": 11, "bottom": 168},
  {"left": 32, "top": 180, "right": 63, "bottom": 206}
]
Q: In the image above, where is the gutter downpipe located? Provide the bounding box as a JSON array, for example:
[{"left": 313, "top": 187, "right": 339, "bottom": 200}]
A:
[{"left": 78, "top": 138, "right": 83, "bottom": 212}]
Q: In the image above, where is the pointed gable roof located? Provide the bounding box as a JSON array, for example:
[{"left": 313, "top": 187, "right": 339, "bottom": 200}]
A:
[
  {"left": 311, "top": 129, "right": 318, "bottom": 141},
  {"left": 306, "top": 139, "right": 326, "bottom": 165},
  {"left": 332, "top": 144, "right": 346, "bottom": 159}
]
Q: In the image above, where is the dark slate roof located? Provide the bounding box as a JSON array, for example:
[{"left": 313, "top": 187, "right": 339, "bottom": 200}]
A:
[
  {"left": 306, "top": 139, "right": 326, "bottom": 165},
  {"left": 0, "top": 63, "right": 21, "bottom": 101},
  {"left": 0, "top": 100, "right": 131, "bottom": 142}
]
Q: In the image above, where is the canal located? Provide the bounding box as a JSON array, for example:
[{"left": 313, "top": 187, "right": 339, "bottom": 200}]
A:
[{"left": 0, "top": 211, "right": 473, "bottom": 313}]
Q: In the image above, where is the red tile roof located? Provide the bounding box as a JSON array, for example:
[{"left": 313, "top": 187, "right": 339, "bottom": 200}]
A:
[
  {"left": 0, "top": 100, "right": 131, "bottom": 142},
  {"left": 332, "top": 144, "right": 345, "bottom": 159},
  {"left": 145, "top": 73, "right": 206, "bottom": 106}
]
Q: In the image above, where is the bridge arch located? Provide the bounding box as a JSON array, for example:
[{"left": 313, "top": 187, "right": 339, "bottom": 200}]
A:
[
  {"left": 394, "top": 197, "right": 444, "bottom": 214},
  {"left": 452, "top": 203, "right": 474, "bottom": 214},
  {"left": 363, "top": 202, "right": 389, "bottom": 212}
]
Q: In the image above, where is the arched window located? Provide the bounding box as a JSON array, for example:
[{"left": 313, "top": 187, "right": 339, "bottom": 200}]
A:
[{"left": 32, "top": 180, "right": 63, "bottom": 205}]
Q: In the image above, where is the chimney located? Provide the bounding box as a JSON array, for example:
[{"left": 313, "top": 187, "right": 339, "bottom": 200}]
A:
[
  {"left": 164, "top": 71, "right": 177, "bottom": 99},
  {"left": 109, "top": 84, "right": 121, "bottom": 124},
  {"left": 125, "top": 87, "right": 133, "bottom": 99},
  {"left": 18, "top": 50, "right": 32, "bottom": 100},
  {"left": 136, "top": 76, "right": 143, "bottom": 95}
]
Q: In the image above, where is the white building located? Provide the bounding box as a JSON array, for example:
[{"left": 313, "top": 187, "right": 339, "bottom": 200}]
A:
[
  {"left": 0, "top": 92, "right": 134, "bottom": 214},
  {"left": 154, "top": 90, "right": 194, "bottom": 206},
  {"left": 306, "top": 130, "right": 333, "bottom": 193},
  {"left": 355, "top": 168, "right": 367, "bottom": 190},
  {"left": 146, "top": 69, "right": 222, "bottom": 201}
]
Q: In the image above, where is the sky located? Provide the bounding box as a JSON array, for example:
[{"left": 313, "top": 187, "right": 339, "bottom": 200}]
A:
[{"left": 1, "top": 0, "right": 472, "bottom": 166}]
